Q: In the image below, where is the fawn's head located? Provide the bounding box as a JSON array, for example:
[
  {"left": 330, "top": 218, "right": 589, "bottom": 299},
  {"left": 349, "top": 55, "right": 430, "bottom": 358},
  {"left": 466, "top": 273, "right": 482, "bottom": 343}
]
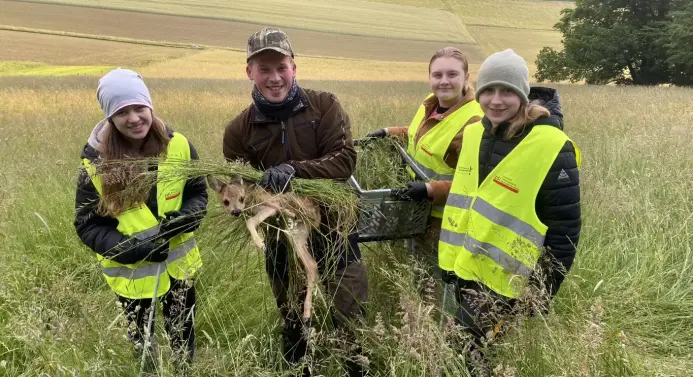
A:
[{"left": 207, "top": 175, "right": 247, "bottom": 216}]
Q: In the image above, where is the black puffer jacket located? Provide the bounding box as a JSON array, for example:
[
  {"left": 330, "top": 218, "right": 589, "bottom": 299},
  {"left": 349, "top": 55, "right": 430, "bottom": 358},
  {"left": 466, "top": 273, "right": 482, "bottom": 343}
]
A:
[
  {"left": 74, "top": 129, "right": 208, "bottom": 261},
  {"left": 529, "top": 87, "right": 564, "bottom": 129},
  {"left": 473, "top": 115, "right": 581, "bottom": 299}
]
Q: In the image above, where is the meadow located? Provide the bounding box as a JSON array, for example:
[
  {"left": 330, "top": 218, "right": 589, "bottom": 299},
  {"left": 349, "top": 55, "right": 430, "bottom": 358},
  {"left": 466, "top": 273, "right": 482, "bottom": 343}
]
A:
[{"left": 0, "top": 74, "right": 692, "bottom": 376}]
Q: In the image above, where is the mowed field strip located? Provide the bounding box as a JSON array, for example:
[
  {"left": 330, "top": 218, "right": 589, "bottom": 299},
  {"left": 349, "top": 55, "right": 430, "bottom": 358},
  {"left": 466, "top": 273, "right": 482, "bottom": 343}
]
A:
[
  {"left": 466, "top": 25, "right": 563, "bottom": 63},
  {"left": 365, "top": 0, "right": 573, "bottom": 31},
  {"left": 0, "top": 29, "right": 192, "bottom": 66},
  {"left": 2, "top": 0, "right": 475, "bottom": 43},
  {"left": 0, "top": 28, "right": 495, "bottom": 81},
  {"left": 137, "top": 49, "right": 445, "bottom": 82},
  {"left": 0, "top": 0, "right": 484, "bottom": 62}
]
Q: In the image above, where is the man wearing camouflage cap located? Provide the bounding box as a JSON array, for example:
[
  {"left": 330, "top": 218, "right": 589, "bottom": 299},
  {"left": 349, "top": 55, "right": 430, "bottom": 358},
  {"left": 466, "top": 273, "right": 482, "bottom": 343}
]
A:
[{"left": 223, "top": 27, "right": 368, "bottom": 377}]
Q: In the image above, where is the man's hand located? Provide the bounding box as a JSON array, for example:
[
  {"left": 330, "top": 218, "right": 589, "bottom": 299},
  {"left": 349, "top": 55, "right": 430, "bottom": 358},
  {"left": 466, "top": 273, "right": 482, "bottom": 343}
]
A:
[
  {"left": 398, "top": 181, "right": 430, "bottom": 202},
  {"left": 260, "top": 164, "right": 295, "bottom": 193},
  {"left": 441, "top": 270, "right": 457, "bottom": 284},
  {"left": 366, "top": 129, "right": 387, "bottom": 138}
]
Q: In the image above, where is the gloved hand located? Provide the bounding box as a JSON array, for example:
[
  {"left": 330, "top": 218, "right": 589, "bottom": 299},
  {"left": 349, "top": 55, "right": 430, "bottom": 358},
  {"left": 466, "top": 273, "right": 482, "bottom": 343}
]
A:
[
  {"left": 260, "top": 164, "right": 295, "bottom": 193},
  {"left": 441, "top": 270, "right": 457, "bottom": 284},
  {"left": 398, "top": 181, "right": 429, "bottom": 202},
  {"left": 160, "top": 210, "right": 198, "bottom": 239},
  {"left": 366, "top": 129, "right": 387, "bottom": 138},
  {"left": 111, "top": 238, "right": 169, "bottom": 264}
]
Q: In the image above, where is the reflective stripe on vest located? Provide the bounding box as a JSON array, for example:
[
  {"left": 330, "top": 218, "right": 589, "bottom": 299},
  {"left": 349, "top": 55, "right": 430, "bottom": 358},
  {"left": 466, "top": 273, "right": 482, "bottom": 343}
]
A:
[
  {"left": 82, "top": 132, "right": 202, "bottom": 299},
  {"left": 102, "top": 261, "right": 165, "bottom": 279},
  {"left": 406, "top": 96, "right": 483, "bottom": 218},
  {"left": 439, "top": 122, "right": 579, "bottom": 298},
  {"left": 100, "top": 239, "right": 199, "bottom": 278},
  {"left": 132, "top": 225, "right": 161, "bottom": 240}
]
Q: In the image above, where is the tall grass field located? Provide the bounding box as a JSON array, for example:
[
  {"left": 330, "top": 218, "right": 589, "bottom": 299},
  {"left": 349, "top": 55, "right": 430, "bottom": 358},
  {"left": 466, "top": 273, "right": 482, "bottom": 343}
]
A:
[{"left": 0, "top": 75, "right": 691, "bottom": 376}]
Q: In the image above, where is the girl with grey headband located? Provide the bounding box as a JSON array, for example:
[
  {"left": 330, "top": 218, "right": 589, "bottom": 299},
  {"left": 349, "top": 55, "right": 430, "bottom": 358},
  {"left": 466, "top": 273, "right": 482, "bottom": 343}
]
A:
[{"left": 74, "top": 68, "right": 208, "bottom": 373}]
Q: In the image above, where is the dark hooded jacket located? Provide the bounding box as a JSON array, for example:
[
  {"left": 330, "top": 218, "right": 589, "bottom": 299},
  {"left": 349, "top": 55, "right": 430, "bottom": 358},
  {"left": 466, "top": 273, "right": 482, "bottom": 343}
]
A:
[{"left": 470, "top": 113, "right": 581, "bottom": 300}]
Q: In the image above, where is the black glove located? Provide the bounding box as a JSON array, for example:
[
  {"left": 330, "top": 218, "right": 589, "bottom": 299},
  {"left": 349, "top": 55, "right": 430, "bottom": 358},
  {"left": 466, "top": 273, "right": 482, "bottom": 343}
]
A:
[
  {"left": 441, "top": 270, "right": 457, "bottom": 284},
  {"left": 398, "top": 181, "right": 429, "bottom": 202},
  {"left": 160, "top": 210, "right": 198, "bottom": 239},
  {"left": 366, "top": 129, "right": 387, "bottom": 138},
  {"left": 260, "top": 164, "right": 295, "bottom": 193},
  {"left": 110, "top": 238, "right": 168, "bottom": 264}
]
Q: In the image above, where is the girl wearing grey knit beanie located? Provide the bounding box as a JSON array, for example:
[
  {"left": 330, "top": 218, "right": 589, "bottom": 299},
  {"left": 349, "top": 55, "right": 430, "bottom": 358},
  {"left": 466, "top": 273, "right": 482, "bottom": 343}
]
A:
[
  {"left": 74, "top": 68, "right": 207, "bottom": 373},
  {"left": 440, "top": 49, "right": 582, "bottom": 377},
  {"left": 475, "top": 48, "right": 553, "bottom": 138}
]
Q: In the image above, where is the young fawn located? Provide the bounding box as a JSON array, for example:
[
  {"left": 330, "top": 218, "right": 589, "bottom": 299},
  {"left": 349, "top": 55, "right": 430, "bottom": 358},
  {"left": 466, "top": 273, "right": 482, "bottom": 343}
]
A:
[{"left": 207, "top": 175, "right": 321, "bottom": 323}]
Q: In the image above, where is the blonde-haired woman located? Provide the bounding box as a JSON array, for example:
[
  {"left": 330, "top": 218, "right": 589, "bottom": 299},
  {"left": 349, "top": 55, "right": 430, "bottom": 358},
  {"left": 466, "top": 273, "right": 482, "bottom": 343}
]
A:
[
  {"left": 438, "top": 49, "right": 581, "bottom": 375},
  {"left": 74, "top": 68, "right": 207, "bottom": 372},
  {"left": 367, "top": 47, "right": 484, "bottom": 292}
]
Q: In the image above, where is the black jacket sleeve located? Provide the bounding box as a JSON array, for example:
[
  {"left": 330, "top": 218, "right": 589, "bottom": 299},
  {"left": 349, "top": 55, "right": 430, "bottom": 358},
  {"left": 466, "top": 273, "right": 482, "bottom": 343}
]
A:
[
  {"left": 74, "top": 166, "right": 141, "bottom": 263},
  {"left": 534, "top": 140, "right": 581, "bottom": 298},
  {"left": 179, "top": 141, "right": 208, "bottom": 231}
]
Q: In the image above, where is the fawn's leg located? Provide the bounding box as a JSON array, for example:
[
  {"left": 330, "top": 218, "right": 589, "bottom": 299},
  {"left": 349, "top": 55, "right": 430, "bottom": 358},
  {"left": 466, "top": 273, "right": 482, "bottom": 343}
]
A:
[
  {"left": 291, "top": 222, "right": 318, "bottom": 322},
  {"left": 246, "top": 206, "right": 279, "bottom": 249}
]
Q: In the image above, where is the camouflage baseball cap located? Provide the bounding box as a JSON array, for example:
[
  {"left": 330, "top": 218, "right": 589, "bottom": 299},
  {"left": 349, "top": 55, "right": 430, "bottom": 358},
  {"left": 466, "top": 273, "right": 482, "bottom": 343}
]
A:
[{"left": 247, "top": 27, "right": 294, "bottom": 62}]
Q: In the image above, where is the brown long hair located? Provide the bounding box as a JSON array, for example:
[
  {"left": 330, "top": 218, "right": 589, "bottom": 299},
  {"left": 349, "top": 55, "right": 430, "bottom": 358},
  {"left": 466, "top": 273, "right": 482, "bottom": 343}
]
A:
[
  {"left": 494, "top": 103, "right": 551, "bottom": 140},
  {"left": 97, "top": 115, "right": 170, "bottom": 217},
  {"left": 429, "top": 47, "right": 472, "bottom": 94}
]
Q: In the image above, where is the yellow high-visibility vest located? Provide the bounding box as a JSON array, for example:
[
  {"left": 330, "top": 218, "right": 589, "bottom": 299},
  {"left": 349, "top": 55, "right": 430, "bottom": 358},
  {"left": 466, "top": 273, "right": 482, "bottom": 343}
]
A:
[
  {"left": 438, "top": 121, "right": 580, "bottom": 298},
  {"left": 406, "top": 95, "right": 483, "bottom": 218},
  {"left": 83, "top": 132, "right": 202, "bottom": 299}
]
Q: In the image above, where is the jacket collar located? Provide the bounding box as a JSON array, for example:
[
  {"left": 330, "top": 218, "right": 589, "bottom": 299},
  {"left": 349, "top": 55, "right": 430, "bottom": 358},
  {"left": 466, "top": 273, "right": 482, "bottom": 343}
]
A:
[
  {"left": 423, "top": 86, "right": 477, "bottom": 120},
  {"left": 249, "top": 88, "right": 309, "bottom": 123}
]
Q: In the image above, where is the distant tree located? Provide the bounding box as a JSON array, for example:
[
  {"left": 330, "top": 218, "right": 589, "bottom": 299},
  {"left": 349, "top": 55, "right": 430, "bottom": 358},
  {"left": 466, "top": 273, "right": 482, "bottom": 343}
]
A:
[
  {"left": 664, "top": 1, "right": 693, "bottom": 85},
  {"left": 536, "top": 0, "right": 692, "bottom": 86}
]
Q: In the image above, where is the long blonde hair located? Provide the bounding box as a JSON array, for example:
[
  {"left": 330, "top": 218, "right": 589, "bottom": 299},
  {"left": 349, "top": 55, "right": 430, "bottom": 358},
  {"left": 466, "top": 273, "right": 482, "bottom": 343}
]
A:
[
  {"left": 429, "top": 47, "right": 472, "bottom": 94},
  {"left": 97, "top": 116, "right": 170, "bottom": 216},
  {"left": 494, "top": 103, "right": 551, "bottom": 140}
]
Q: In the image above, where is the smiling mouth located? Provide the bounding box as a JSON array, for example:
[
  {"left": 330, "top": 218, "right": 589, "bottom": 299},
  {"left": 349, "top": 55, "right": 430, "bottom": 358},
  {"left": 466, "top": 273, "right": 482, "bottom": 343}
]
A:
[{"left": 267, "top": 85, "right": 284, "bottom": 92}]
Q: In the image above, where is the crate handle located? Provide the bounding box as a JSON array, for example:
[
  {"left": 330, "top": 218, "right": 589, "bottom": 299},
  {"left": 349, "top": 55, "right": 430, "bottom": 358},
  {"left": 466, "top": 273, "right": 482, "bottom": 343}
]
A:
[{"left": 393, "top": 144, "right": 431, "bottom": 181}]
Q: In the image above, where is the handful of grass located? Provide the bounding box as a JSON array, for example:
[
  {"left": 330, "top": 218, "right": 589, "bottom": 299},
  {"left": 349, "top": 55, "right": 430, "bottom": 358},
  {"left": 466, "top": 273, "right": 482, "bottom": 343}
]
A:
[{"left": 353, "top": 136, "right": 411, "bottom": 190}]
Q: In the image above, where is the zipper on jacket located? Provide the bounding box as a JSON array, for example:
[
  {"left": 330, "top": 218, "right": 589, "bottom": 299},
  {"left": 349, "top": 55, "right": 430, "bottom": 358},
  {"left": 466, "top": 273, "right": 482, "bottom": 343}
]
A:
[{"left": 281, "top": 121, "right": 291, "bottom": 160}]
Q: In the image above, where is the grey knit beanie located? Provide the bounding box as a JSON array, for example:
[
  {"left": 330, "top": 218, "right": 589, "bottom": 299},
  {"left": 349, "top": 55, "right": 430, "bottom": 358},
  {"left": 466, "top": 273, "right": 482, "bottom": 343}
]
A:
[
  {"left": 97, "top": 68, "right": 153, "bottom": 118},
  {"left": 475, "top": 49, "right": 530, "bottom": 104}
]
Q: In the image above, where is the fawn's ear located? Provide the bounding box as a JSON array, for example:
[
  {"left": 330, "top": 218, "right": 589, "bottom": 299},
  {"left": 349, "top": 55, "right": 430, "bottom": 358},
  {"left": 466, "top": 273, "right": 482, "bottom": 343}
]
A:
[
  {"left": 206, "top": 175, "right": 225, "bottom": 192},
  {"left": 230, "top": 175, "right": 244, "bottom": 186}
]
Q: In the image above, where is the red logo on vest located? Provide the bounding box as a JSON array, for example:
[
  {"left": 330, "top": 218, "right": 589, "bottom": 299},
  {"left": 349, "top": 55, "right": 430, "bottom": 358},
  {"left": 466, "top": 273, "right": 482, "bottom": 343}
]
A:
[
  {"left": 166, "top": 192, "right": 181, "bottom": 200},
  {"left": 420, "top": 145, "right": 433, "bottom": 156},
  {"left": 493, "top": 176, "right": 519, "bottom": 194}
]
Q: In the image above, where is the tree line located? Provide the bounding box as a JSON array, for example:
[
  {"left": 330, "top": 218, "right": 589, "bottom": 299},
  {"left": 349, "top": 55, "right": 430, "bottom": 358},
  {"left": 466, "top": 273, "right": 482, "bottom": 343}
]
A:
[{"left": 536, "top": 0, "right": 693, "bottom": 86}]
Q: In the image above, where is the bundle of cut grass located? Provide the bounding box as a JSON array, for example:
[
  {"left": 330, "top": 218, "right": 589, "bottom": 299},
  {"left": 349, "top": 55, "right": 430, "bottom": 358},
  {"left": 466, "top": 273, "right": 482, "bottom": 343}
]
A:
[
  {"left": 95, "top": 157, "right": 360, "bottom": 236},
  {"left": 352, "top": 136, "right": 411, "bottom": 190}
]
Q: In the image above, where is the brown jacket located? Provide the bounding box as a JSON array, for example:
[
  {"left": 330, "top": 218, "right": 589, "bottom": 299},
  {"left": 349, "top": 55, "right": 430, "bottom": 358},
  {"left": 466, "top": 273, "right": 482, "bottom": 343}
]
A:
[
  {"left": 386, "top": 89, "right": 481, "bottom": 205},
  {"left": 223, "top": 88, "right": 357, "bottom": 179}
]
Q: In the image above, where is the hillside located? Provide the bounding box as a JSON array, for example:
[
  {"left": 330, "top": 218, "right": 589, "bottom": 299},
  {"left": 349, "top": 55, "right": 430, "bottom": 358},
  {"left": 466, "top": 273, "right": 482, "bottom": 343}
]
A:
[{"left": 0, "top": 0, "right": 573, "bottom": 77}]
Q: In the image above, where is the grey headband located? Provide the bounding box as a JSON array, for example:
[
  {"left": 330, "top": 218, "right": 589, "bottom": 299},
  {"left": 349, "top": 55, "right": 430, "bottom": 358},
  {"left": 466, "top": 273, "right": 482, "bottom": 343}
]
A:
[{"left": 97, "top": 68, "right": 153, "bottom": 118}]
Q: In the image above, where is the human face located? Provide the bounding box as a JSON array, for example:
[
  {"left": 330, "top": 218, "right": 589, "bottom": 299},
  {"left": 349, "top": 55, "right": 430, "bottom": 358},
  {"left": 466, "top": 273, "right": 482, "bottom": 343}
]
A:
[
  {"left": 429, "top": 56, "right": 468, "bottom": 108},
  {"left": 478, "top": 86, "right": 523, "bottom": 126},
  {"left": 110, "top": 104, "right": 153, "bottom": 144},
  {"left": 246, "top": 51, "right": 296, "bottom": 103}
]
